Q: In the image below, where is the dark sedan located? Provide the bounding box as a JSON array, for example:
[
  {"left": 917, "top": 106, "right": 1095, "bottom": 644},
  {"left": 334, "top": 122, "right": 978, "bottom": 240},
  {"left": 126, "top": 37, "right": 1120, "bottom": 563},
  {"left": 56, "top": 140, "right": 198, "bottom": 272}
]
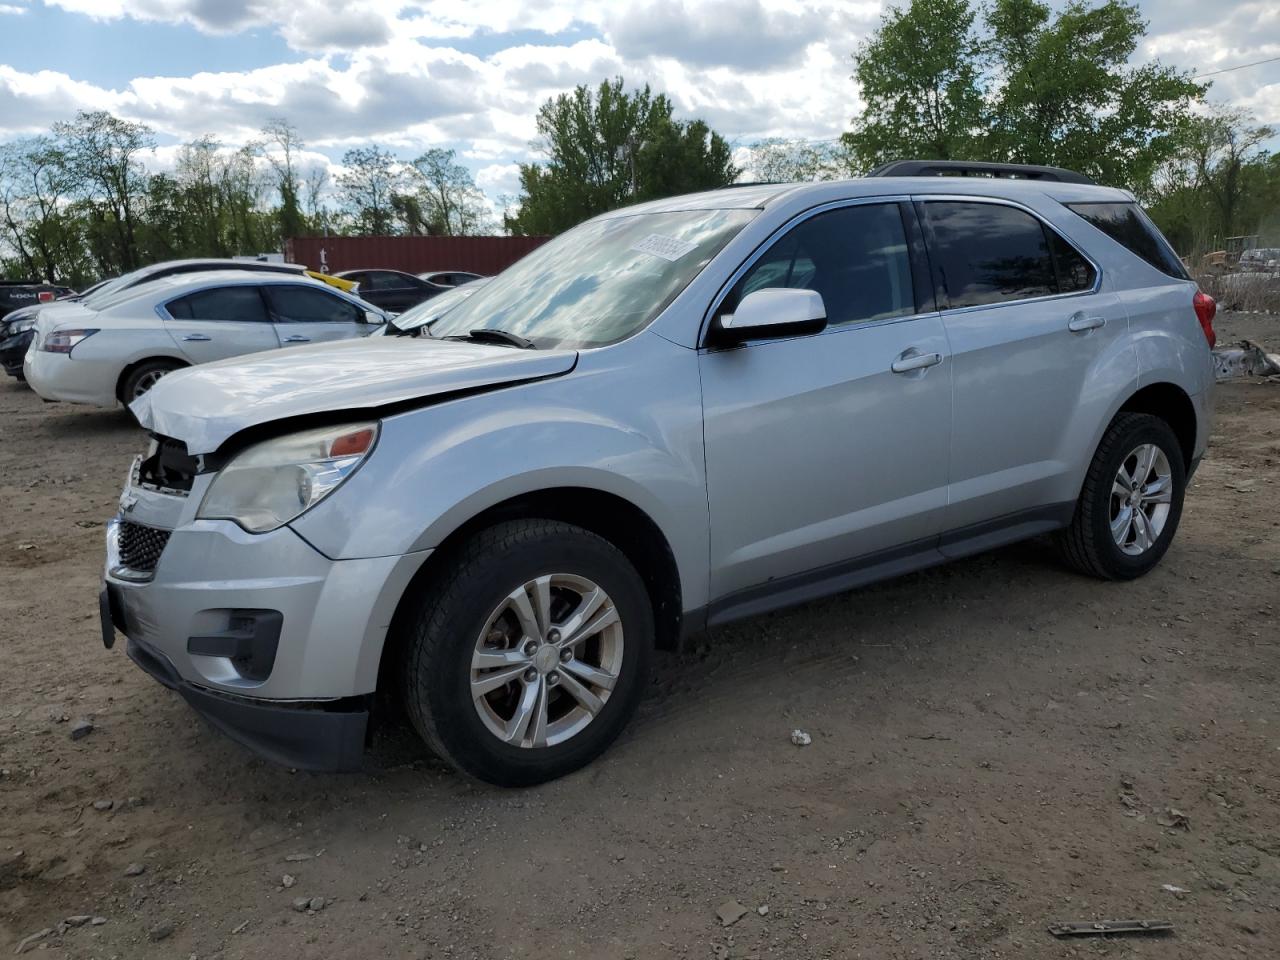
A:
[{"left": 335, "top": 269, "right": 463, "bottom": 313}]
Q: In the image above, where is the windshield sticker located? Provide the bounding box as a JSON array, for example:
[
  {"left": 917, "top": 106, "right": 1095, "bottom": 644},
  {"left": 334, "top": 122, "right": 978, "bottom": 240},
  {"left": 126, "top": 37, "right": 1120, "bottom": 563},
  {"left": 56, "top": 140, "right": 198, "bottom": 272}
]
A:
[{"left": 630, "top": 234, "right": 698, "bottom": 262}]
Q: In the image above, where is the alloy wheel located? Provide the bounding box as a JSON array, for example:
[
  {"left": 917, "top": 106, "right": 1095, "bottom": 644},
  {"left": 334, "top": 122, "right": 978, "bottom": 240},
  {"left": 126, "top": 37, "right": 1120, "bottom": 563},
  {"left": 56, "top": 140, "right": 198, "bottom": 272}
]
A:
[
  {"left": 131, "top": 369, "right": 169, "bottom": 399},
  {"left": 1110, "top": 443, "right": 1173, "bottom": 556},
  {"left": 470, "top": 574, "right": 624, "bottom": 749}
]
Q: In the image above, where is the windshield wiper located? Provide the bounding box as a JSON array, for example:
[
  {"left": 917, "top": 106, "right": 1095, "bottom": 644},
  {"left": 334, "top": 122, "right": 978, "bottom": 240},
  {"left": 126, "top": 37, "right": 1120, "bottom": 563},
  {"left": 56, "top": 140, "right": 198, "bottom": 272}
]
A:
[{"left": 448, "top": 328, "right": 535, "bottom": 349}]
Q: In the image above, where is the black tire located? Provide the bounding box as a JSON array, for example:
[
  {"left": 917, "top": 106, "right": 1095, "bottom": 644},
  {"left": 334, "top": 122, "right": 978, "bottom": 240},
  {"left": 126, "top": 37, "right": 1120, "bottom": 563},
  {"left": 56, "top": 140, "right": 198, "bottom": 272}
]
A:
[
  {"left": 1057, "top": 412, "right": 1187, "bottom": 580},
  {"left": 120, "top": 359, "right": 183, "bottom": 403},
  {"left": 400, "top": 519, "right": 654, "bottom": 786}
]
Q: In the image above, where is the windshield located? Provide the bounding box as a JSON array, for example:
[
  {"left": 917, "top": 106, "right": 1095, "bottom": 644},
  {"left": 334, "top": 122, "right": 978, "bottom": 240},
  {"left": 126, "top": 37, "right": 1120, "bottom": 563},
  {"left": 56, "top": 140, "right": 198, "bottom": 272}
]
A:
[
  {"left": 429, "top": 208, "right": 756, "bottom": 349},
  {"left": 392, "top": 279, "right": 490, "bottom": 332}
]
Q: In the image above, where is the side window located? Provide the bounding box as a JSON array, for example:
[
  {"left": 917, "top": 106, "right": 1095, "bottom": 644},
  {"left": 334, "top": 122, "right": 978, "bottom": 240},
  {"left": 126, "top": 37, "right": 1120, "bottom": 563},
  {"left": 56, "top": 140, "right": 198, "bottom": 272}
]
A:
[
  {"left": 1048, "top": 231, "right": 1096, "bottom": 293},
  {"left": 369, "top": 271, "right": 407, "bottom": 290},
  {"left": 726, "top": 203, "right": 915, "bottom": 327},
  {"left": 164, "top": 286, "right": 268, "bottom": 322},
  {"left": 264, "top": 285, "right": 363, "bottom": 324},
  {"left": 925, "top": 201, "right": 1056, "bottom": 308},
  {"left": 1066, "top": 202, "right": 1190, "bottom": 279}
]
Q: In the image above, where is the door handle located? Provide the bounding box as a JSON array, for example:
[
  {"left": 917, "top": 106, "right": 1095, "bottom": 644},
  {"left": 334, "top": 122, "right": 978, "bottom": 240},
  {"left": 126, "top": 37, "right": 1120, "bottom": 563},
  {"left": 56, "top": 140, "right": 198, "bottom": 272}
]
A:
[
  {"left": 282, "top": 335, "right": 311, "bottom": 343},
  {"left": 182, "top": 334, "right": 211, "bottom": 342},
  {"left": 1068, "top": 314, "right": 1106, "bottom": 333},
  {"left": 891, "top": 352, "right": 943, "bottom": 374}
]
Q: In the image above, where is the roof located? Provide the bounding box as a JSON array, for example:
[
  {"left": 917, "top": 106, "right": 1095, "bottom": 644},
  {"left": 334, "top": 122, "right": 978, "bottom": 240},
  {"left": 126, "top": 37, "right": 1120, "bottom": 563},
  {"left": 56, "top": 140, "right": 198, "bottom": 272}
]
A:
[{"left": 596, "top": 175, "right": 1130, "bottom": 220}]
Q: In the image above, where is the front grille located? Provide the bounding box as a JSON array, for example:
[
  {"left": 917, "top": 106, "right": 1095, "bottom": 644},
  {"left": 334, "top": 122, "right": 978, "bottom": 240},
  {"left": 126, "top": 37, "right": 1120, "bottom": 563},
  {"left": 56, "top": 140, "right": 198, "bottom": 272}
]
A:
[{"left": 117, "top": 521, "right": 171, "bottom": 573}]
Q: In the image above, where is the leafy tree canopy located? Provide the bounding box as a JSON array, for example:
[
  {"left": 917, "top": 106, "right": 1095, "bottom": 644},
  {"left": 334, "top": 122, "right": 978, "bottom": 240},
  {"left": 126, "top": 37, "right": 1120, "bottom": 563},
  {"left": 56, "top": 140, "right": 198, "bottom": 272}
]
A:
[
  {"left": 507, "top": 78, "right": 737, "bottom": 235},
  {"left": 843, "top": 0, "right": 1205, "bottom": 194}
]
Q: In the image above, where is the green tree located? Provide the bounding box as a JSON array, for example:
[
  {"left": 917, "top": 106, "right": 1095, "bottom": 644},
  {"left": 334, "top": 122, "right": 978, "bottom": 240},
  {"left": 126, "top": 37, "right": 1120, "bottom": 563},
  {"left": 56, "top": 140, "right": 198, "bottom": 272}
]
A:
[
  {"left": 52, "top": 110, "right": 155, "bottom": 273},
  {"left": 508, "top": 78, "right": 737, "bottom": 235},
  {"left": 842, "top": 0, "right": 1204, "bottom": 194},
  {"left": 742, "top": 138, "right": 849, "bottom": 182},
  {"left": 0, "top": 137, "right": 83, "bottom": 283},
  {"left": 336, "top": 146, "right": 403, "bottom": 235},
  {"left": 842, "top": 0, "right": 986, "bottom": 171},
  {"left": 407, "top": 148, "right": 492, "bottom": 235},
  {"left": 259, "top": 118, "right": 306, "bottom": 243},
  {"left": 1147, "top": 109, "right": 1277, "bottom": 255},
  {"left": 984, "top": 0, "right": 1204, "bottom": 191}
]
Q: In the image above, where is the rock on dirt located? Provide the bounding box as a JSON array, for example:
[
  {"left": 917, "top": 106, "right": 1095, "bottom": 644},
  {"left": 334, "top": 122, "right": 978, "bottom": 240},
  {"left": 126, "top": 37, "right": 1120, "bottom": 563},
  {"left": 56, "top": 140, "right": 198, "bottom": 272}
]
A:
[
  {"left": 716, "top": 900, "right": 748, "bottom": 927},
  {"left": 69, "top": 719, "right": 94, "bottom": 740}
]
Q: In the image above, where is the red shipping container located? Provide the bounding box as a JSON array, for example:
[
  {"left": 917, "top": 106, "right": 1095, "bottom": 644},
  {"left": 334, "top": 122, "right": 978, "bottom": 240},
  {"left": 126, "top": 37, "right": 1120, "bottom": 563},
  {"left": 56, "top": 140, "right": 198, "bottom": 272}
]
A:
[{"left": 284, "top": 235, "right": 550, "bottom": 277}]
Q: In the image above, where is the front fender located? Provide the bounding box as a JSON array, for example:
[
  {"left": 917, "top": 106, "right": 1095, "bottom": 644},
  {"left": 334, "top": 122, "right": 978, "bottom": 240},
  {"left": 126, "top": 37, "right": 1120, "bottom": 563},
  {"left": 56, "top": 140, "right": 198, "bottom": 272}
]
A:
[{"left": 290, "top": 333, "right": 711, "bottom": 611}]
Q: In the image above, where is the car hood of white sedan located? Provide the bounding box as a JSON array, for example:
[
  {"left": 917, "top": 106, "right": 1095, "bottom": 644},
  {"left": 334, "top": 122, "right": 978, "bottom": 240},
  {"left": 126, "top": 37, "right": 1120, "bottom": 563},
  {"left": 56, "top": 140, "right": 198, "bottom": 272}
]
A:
[{"left": 131, "top": 336, "right": 579, "bottom": 454}]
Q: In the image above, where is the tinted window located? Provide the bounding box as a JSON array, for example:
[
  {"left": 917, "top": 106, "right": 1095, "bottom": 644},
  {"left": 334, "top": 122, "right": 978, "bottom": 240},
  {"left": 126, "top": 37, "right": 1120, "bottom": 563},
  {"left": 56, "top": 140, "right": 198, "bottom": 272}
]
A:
[
  {"left": 1048, "top": 231, "right": 1096, "bottom": 293},
  {"left": 926, "top": 202, "right": 1056, "bottom": 308},
  {"left": 264, "top": 285, "right": 363, "bottom": 324},
  {"left": 1067, "top": 202, "right": 1189, "bottom": 279},
  {"left": 368, "top": 271, "right": 409, "bottom": 291},
  {"left": 727, "top": 203, "right": 914, "bottom": 326},
  {"left": 165, "top": 286, "right": 268, "bottom": 322}
]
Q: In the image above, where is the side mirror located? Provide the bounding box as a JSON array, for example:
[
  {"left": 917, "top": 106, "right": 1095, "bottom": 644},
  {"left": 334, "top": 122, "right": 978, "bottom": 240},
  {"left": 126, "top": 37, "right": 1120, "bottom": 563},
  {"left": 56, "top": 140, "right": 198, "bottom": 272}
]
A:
[
  {"left": 717, "top": 288, "right": 827, "bottom": 343},
  {"left": 364, "top": 310, "right": 385, "bottom": 325}
]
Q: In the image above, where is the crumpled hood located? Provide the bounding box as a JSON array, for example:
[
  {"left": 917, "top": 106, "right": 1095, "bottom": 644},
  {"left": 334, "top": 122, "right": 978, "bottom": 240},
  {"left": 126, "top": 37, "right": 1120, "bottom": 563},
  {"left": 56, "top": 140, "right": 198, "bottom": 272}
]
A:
[{"left": 131, "top": 336, "right": 578, "bottom": 453}]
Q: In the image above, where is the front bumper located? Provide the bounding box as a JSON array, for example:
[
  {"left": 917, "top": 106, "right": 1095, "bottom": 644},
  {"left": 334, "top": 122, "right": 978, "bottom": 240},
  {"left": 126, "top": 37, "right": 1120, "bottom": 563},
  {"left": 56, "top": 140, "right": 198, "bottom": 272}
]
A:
[
  {"left": 103, "top": 601, "right": 369, "bottom": 771},
  {"left": 0, "top": 329, "right": 33, "bottom": 378},
  {"left": 100, "top": 469, "right": 430, "bottom": 771}
]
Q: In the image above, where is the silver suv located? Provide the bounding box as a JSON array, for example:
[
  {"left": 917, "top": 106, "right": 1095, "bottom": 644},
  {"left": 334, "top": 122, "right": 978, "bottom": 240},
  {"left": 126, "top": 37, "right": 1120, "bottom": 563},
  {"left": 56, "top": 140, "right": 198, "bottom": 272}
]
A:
[{"left": 100, "top": 164, "right": 1216, "bottom": 785}]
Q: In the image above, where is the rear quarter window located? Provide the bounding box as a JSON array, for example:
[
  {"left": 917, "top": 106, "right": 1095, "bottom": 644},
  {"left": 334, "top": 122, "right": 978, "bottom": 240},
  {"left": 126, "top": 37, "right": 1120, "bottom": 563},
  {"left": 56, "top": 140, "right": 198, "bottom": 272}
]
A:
[{"left": 1067, "top": 202, "right": 1189, "bottom": 280}]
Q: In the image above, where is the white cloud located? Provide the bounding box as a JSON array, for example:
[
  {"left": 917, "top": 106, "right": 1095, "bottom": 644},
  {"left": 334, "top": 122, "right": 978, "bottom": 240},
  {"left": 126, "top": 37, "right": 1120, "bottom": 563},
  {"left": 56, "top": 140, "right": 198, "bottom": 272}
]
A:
[{"left": 2, "top": 0, "right": 1277, "bottom": 200}]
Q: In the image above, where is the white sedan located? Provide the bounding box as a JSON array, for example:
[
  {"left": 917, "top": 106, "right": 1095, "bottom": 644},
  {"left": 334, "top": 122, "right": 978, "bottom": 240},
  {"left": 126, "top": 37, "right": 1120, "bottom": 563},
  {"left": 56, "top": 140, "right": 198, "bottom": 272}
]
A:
[{"left": 25, "top": 271, "right": 386, "bottom": 407}]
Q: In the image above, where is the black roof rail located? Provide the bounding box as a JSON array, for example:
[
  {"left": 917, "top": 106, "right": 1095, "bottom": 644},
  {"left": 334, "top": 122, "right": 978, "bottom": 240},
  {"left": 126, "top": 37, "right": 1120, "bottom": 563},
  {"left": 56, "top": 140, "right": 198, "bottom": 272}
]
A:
[{"left": 868, "top": 159, "right": 1095, "bottom": 185}]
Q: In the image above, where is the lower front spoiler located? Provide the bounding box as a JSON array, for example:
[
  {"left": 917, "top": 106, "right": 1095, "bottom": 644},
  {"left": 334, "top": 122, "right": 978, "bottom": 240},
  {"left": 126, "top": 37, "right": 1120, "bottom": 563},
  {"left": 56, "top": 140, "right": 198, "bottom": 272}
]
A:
[{"left": 125, "top": 634, "right": 368, "bottom": 773}]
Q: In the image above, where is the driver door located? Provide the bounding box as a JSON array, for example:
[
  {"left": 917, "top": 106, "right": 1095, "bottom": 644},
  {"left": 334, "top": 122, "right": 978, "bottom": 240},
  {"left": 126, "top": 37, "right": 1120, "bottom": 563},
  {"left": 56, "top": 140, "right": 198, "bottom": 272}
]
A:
[{"left": 699, "top": 201, "right": 953, "bottom": 609}]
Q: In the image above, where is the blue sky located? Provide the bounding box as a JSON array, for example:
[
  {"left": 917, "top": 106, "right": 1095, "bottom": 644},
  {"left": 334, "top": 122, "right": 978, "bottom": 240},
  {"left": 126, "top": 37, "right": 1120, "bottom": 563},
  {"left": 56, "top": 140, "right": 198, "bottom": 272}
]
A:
[{"left": 0, "top": 0, "right": 1276, "bottom": 206}]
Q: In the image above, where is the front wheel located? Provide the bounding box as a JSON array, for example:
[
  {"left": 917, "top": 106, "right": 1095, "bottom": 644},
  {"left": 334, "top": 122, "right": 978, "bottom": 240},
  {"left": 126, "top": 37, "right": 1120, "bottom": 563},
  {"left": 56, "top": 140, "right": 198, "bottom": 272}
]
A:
[
  {"left": 400, "top": 520, "right": 654, "bottom": 786},
  {"left": 1057, "top": 412, "right": 1187, "bottom": 580}
]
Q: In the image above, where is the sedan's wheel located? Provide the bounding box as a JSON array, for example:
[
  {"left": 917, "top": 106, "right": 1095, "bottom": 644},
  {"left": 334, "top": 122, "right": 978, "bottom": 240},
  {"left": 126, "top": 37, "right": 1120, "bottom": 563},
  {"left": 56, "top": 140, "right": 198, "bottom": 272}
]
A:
[
  {"left": 400, "top": 520, "right": 653, "bottom": 786},
  {"left": 121, "top": 360, "right": 183, "bottom": 403},
  {"left": 1058, "top": 412, "right": 1186, "bottom": 580}
]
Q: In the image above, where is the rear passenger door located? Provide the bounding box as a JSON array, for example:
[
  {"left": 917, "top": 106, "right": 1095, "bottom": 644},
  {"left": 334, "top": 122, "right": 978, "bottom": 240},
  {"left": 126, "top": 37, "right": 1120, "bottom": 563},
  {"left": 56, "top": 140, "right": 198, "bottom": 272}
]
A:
[
  {"left": 919, "top": 198, "right": 1131, "bottom": 547},
  {"left": 263, "top": 283, "right": 371, "bottom": 346},
  {"left": 161, "top": 285, "right": 280, "bottom": 363}
]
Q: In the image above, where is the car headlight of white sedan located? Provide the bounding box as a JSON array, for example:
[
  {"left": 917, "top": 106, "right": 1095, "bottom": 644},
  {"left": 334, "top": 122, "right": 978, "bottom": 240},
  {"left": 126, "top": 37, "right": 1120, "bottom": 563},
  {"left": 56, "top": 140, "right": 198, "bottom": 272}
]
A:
[{"left": 198, "top": 422, "right": 379, "bottom": 533}]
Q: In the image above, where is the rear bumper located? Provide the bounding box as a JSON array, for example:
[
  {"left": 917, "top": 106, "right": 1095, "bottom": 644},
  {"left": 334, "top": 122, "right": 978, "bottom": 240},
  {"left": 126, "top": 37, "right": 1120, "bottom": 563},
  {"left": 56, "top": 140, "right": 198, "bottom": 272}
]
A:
[
  {"left": 120, "top": 623, "right": 369, "bottom": 772},
  {"left": 25, "top": 348, "right": 119, "bottom": 406}
]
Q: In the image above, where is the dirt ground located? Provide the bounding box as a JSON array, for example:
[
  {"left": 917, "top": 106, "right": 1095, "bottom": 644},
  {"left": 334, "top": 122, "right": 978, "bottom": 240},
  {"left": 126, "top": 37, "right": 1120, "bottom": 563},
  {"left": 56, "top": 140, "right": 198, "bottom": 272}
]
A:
[{"left": 2, "top": 312, "right": 1277, "bottom": 960}]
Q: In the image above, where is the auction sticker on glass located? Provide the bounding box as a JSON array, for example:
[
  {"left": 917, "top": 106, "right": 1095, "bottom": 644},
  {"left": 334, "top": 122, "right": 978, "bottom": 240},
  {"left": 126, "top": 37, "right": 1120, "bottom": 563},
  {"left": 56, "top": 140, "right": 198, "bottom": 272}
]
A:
[{"left": 630, "top": 234, "right": 698, "bottom": 261}]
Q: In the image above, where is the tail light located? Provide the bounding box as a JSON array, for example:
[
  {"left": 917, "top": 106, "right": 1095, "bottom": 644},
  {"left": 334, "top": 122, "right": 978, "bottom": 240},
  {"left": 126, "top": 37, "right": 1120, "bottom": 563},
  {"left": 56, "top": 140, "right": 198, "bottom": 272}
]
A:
[
  {"left": 38, "top": 291, "right": 54, "bottom": 303},
  {"left": 1193, "top": 290, "right": 1216, "bottom": 348},
  {"left": 40, "top": 328, "right": 99, "bottom": 354}
]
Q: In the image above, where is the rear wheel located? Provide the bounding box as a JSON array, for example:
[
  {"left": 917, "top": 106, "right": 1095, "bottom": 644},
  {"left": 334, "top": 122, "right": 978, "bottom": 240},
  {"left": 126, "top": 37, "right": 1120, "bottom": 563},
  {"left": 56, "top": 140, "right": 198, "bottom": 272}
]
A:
[
  {"left": 1057, "top": 412, "right": 1187, "bottom": 580},
  {"left": 400, "top": 520, "right": 654, "bottom": 786},
  {"left": 120, "top": 359, "right": 183, "bottom": 403}
]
